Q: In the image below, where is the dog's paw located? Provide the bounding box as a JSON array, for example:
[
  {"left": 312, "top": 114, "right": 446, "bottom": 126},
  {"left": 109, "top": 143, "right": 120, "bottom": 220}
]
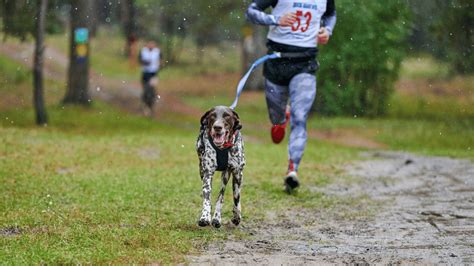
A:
[
  {"left": 231, "top": 217, "right": 241, "bottom": 226},
  {"left": 211, "top": 219, "right": 221, "bottom": 228},
  {"left": 198, "top": 218, "right": 210, "bottom": 227}
]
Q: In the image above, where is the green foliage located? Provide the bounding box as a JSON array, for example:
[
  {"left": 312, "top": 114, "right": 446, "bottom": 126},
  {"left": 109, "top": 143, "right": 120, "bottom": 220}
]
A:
[
  {"left": 405, "top": 0, "right": 447, "bottom": 55},
  {"left": 134, "top": 0, "right": 245, "bottom": 63},
  {"left": 0, "top": 1, "right": 35, "bottom": 40},
  {"left": 316, "top": 0, "right": 411, "bottom": 117},
  {"left": 432, "top": 0, "right": 474, "bottom": 74},
  {"left": 0, "top": 0, "right": 64, "bottom": 40}
]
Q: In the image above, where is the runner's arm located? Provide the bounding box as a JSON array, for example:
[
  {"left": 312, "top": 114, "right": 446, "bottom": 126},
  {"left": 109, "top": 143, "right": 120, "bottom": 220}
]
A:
[
  {"left": 321, "top": 0, "right": 337, "bottom": 35},
  {"left": 246, "top": 0, "right": 279, "bottom": 26}
]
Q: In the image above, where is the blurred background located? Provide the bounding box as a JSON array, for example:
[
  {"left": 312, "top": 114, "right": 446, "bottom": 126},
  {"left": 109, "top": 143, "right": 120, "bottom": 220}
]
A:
[
  {"left": 0, "top": 0, "right": 472, "bottom": 119},
  {"left": 0, "top": 1, "right": 473, "bottom": 263},
  {"left": 0, "top": 0, "right": 472, "bottom": 165}
]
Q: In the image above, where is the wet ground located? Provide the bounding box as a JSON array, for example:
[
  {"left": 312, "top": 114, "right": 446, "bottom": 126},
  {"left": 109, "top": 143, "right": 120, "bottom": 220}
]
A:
[{"left": 187, "top": 151, "right": 474, "bottom": 264}]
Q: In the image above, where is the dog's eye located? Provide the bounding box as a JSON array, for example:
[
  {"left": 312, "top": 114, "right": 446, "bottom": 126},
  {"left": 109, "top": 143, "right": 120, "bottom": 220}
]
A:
[{"left": 223, "top": 113, "right": 230, "bottom": 118}]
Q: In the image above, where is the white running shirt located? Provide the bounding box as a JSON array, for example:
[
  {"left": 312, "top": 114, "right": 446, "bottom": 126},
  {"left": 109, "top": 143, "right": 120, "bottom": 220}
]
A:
[
  {"left": 140, "top": 47, "right": 160, "bottom": 73},
  {"left": 268, "top": 0, "right": 327, "bottom": 48}
]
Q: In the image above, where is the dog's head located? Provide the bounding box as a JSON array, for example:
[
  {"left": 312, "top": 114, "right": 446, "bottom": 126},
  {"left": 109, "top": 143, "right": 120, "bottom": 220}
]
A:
[{"left": 200, "top": 106, "right": 242, "bottom": 148}]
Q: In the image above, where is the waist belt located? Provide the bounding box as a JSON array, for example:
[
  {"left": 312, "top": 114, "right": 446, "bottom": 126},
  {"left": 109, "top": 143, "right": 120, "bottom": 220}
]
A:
[{"left": 268, "top": 50, "right": 317, "bottom": 59}]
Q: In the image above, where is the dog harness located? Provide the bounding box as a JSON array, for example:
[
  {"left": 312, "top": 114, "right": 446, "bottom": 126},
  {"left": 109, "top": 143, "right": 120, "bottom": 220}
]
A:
[{"left": 208, "top": 131, "right": 239, "bottom": 171}]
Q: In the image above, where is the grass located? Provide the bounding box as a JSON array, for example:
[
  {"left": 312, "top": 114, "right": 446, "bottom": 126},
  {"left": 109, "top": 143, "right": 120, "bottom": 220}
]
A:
[
  {"left": 399, "top": 54, "right": 451, "bottom": 79},
  {"left": 0, "top": 103, "right": 356, "bottom": 264},
  {"left": 1, "top": 105, "right": 221, "bottom": 263},
  {"left": 1, "top": 54, "right": 354, "bottom": 263},
  {"left": 1, "top": 39, "right": 473, "bottom": 263},
  {"left": 313, "top": 117, "right": 473, "bottom": 159},
  {"left": 0, "top": 55, "right": 66, "bottom": 113},
  {"left": 0, "top": 55, "right": 30, "bottom": 85}
]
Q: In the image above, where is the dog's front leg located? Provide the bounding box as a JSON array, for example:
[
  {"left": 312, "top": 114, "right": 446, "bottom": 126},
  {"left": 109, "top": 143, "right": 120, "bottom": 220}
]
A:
[
  {"left": 199, "top": 168, "right": 215, "bottom": 227},
  {"left": 211, "top": 170, "right": 230, "bottom": 228},
  {"left": 231, "top": 169, "right": 243, "bottom": 226}
]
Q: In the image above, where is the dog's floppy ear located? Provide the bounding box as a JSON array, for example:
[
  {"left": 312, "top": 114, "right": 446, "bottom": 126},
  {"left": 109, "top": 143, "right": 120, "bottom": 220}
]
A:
[
  {"left": 200, "top": 108, "right": 214, "bottom": 129},
  {"left": 232, "top": 110, "right": 242, "bottom": 131}
]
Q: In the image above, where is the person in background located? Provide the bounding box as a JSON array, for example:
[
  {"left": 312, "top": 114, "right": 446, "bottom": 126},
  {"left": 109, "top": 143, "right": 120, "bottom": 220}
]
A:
[
  {"left": 139, "top": 40, "right": 161, "bottom": 116},
  {"left": 246, "top": 0, "right": 336, "bottom": 193}
]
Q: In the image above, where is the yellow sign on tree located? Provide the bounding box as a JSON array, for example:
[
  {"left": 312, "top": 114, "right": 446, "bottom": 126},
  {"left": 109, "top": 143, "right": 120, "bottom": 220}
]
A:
[{"left": 76, "top": 44, "right": 87, "bottom": 57}]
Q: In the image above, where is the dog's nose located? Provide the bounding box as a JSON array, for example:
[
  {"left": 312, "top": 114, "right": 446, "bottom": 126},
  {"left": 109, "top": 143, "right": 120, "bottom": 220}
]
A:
[{"left": 213, "top": 125, "right": 223, "bottom": 132}]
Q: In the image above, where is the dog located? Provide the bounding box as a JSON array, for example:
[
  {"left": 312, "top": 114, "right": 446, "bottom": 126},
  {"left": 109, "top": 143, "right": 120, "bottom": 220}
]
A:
[{"left": 196, "top": 106, "right": 245, "bottom": 228}]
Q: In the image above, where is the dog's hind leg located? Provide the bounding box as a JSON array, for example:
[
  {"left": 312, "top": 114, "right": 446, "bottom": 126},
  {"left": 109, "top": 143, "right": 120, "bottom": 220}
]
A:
[
  {"left": 211, "top": 170, "right": 230, "bottom": 228},
  {"left": 199, "top": 169, "right": 215, "bottom": 227},
  {"left": 231, "top": 169, "right": 243, "bottom": 226}
]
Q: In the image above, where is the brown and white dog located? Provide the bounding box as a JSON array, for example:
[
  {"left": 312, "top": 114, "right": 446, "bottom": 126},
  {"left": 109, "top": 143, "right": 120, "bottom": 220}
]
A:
[{"left": 196, "top": 106, "right": 245, "bottom": 228}]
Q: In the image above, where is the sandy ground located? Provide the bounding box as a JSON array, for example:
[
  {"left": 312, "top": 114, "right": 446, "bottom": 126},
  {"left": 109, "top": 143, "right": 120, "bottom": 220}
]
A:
[{"left": 187, "top": 151, "right": 474, "bottom": 265}]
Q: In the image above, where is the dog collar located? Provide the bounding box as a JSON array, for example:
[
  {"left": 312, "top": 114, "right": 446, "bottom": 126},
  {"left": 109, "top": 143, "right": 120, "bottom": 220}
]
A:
[{"left": 223, "top": 130, "right": 239, "bottom": 149}]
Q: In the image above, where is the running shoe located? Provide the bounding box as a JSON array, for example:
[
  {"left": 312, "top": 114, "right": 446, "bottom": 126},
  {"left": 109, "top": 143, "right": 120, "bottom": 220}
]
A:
[{"left": 284, "top": 171, "right": 300, "bottom": 194}]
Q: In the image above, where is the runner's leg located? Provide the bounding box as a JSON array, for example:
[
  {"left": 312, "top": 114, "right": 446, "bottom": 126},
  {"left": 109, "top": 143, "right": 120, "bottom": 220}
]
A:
[
  {"left": 288, "top": 73, "right": 317, "bottom": 172},
  {"left": 265, "top": 79, "right": 288, "bottom": 125}
]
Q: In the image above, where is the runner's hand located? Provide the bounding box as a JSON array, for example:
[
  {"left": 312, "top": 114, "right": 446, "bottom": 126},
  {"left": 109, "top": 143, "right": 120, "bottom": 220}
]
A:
[
  {"left": 318, "top": 27, "right": 330, "bottom": 45},
  {"left": 278, "top": 12, "right": 297, "bottom": 27}
]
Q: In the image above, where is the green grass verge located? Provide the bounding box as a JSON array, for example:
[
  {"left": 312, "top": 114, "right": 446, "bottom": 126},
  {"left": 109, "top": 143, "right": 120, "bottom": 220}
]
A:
[
  {"left": 0, "top": 102, "right": 356, "bottom": 264},
  {"left": 0, "top": 55, "right": 30, "bottom": 86}
]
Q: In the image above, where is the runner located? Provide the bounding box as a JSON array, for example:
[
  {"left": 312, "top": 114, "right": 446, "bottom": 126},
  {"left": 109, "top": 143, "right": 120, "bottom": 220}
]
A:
[
  {"left": 246, "top": 0, "right": 336, "bottom": 192},
  {"left": 139, "top": 40, "right": 161, "bottom": 116}
]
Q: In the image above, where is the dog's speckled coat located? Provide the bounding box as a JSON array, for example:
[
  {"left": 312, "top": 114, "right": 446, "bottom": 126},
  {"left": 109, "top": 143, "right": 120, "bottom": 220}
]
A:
[{"left": 196, "top": 106, "right": 245, "bottom": 228}]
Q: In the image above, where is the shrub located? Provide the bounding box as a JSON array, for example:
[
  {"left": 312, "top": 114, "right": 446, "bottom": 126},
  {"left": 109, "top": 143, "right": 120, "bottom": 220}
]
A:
[
  {"left": 315, "top": 0, "right": 411, "bottom": 117},
  {"left": 432, "top": 0, "right": 474, "bottom": 75}
]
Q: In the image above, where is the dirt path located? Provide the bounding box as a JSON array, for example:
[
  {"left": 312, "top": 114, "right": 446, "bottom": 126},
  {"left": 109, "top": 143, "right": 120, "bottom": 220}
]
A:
[{"left": 187, "top": 151, "right": 474, "bottom": 264}]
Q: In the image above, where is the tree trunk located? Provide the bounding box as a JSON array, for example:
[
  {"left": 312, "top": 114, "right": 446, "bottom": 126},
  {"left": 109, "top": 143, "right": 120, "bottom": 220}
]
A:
[
  {"left": 63, "top": 0, "right": 92, "bottom": 105},
  {"left": 242, "top": 24, "right": 266, "bottom": 91},
  {"left": 33, "top": 0, "right": 48, "bottom": 125},
  {"left": 122, "top": 0, "right": 136, "bottom": 57},
  {"left": 89, "top": 0, "right": 99, "bottom": 37}
]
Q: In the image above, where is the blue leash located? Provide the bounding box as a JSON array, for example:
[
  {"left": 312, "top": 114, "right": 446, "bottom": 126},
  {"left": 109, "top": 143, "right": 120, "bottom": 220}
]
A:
[{"left": 230, "top": 53, "right": 281, "bottom": 110}]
